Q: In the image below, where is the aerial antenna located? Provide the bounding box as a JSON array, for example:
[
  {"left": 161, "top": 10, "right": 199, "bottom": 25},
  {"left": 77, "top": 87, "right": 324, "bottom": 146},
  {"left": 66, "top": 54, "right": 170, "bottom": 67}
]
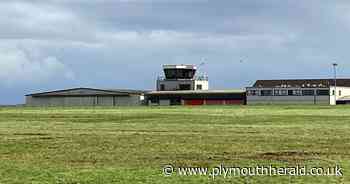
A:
[
  {"left": 196, "top": 58, "right": 207, "bottom": 79},
  {"left": 198, "top": 57, "right": 206, "bottom": 69}
]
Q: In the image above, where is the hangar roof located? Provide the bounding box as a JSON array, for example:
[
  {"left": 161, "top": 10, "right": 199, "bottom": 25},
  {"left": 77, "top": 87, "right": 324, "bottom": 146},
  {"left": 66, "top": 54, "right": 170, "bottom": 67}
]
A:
[{"left": 26, "top": 88, "right": 145, "bottom": 97}]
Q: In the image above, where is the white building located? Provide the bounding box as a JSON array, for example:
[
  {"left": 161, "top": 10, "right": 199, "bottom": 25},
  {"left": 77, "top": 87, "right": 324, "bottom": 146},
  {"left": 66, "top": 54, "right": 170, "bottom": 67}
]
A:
[
  {"left": 246, "top": 79, "right": 350, "bottom": 105},
  {"left": 156, "top": 64, "right": 209, "bottom": 91}
]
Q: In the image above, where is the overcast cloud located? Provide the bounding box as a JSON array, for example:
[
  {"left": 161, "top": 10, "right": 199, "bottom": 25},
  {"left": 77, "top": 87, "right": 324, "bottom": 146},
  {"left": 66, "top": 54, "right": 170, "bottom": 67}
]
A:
[{"left": 1, "top": 0, "right": 350, "bottom": 104}]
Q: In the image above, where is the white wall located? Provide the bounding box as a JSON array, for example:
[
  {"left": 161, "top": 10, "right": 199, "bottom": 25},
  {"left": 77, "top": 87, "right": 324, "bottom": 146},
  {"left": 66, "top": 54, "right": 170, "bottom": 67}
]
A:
[
  {"left": 329, "top": 86, "right": 350, "bottom": 105},
  {"left": 194, "top": 80, "right": 209, "bottom": 90}
]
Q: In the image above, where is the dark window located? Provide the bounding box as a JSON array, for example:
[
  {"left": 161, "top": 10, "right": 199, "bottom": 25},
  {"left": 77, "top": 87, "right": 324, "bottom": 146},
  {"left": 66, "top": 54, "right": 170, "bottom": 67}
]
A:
[
  {"left": 196, "top": 85, "right": 202, "bottom": 90},
  {"left": 286, "top": 90, "right": 302, "bottom": 96},
  {"left": 288, "top": 90, "right": 294, "bottom": 96},
  {"left": 281, "top": 90, "right": 287, "bottom": 96},
  {"left": 294, "top": 90, "right": 302, "bottom": 96},
  {"left": 160, "top": 84, "right": 165, "bottom": 91},
  {"left": 302, "top": 90, "right": 315, "bottom": 96},
  {"left": 274, "top": 90, "right": 280, "bottom": 96},
  {"left": 261, "top": 90, "right": 273, "bottom": 96},
  {"left": 317, "top": 90, "right": 330, "bottom": 96},
  {"left": 170, "top": 98, "right": 182, "bottom": 105},
  {"left": 339, "top": 90, "right": 342, "bottom": 96},
  {"left": 179, "top": 84, "right": 191, "bottom": 90},
  {"left": 248, "top": 90, "right": 258, "bottom": 96},
  {"left": 150, "top": 97, "right": 159, "bottom": 103},
  {"left": 164, "top": 69, "right": 196, "bottom": 79}
]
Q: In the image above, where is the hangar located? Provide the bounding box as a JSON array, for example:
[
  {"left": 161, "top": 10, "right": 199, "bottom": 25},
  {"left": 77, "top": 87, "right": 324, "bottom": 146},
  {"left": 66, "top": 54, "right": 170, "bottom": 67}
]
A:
[{"left": 26, "top": 88, "right": 145, "bottom": 107}]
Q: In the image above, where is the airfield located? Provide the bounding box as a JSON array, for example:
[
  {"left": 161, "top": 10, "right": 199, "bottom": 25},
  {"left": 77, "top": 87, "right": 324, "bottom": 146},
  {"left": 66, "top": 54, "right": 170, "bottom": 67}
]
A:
[{"left": 0, "top": 105, "right": 348, "bottom": 183}]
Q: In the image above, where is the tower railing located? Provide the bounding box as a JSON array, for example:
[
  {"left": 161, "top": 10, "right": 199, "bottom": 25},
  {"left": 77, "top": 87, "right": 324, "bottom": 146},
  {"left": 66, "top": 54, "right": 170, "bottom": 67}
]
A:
[{"left": 157, "top": 75, "right": 208, "bottom": 81}]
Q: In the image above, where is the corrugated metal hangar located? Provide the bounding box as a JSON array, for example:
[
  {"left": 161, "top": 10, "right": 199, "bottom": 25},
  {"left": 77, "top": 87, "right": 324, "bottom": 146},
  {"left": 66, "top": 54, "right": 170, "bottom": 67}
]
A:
[{"left": 26, "top": 88, "right": 145, "bottom": 106}]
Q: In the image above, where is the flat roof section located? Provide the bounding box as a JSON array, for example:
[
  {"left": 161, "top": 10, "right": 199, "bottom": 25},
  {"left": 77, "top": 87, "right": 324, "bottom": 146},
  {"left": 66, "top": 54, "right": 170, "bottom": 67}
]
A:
[
  {"left": 147, "top": 90, "right": 245, "bottom": 95},
  {"left": 163, "top": 64, "right": 197, "bottom": 70}
]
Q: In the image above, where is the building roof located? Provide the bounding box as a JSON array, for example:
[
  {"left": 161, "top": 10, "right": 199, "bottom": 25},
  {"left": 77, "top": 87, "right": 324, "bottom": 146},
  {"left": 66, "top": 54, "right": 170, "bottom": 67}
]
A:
[
  {"left": 252, "top": 79, "right": 350, "bottom": 88},
  {"left": 146, "top": 90, "right": 245, "bottom": 95},
  {"left": 26, "top": 88, "right": 145, "bottom": 97},
  {"left": 163, "top": 64, "right": 197, "bottom": 70}
]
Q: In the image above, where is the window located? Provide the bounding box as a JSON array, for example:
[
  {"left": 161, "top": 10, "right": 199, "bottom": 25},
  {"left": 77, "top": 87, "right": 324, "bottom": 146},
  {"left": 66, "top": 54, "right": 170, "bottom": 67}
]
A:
[
  {"left": 339, "top": 90, "right": 342, "bottom": 96},
  {"left": 164, "top": 69, "right": 195, "bottom": 79},
  {"left": 288, "top": 90, "right": 294, "bottom": 96},
  {"left": 179, "top": 84, "right": 191, "bottom": 90},
  {"left": 287, "top": 90, "right": 302, "bottom": 96},
  {"left": 294, "top": 89, "right": 302, "bottom": 96},
  {"left": 274, "top": 90, "right": 288, "bottom": 96},
  {"left": 160, "top": 84, "right": 165, "bottom": 91},
  {"left": 332, "top": 90, "right": 335, "bottom": 95},
  {"left": 261, "top": 90, "right": 273, "bottom": 96},
  {"left": 302, "top": 90, "right": 315, "bottom": 96},
  {"left": 281, "top": 90, "right": 288, "bottom": 96},
  {"left": 274, "top": 90, "right": 281, "bottom": 96},
  {"left": 317, "top": 90, "right": 330, "bottom": 96},
  {"left": 248, "top": 90, "right": 259, "bottom": 96},
  {"left": 196, "top": 85, "right": 202, "bottom": 90}
]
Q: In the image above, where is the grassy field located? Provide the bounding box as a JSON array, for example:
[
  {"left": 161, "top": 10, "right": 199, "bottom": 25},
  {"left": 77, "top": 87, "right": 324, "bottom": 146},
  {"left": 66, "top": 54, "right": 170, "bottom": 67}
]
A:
[{"left": 0, "top": 105, "right": 349, "bottom": 183}]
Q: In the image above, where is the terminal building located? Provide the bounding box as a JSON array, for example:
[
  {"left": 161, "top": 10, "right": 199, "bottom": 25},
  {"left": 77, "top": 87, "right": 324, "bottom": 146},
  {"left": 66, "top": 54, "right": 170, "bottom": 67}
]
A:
[
  {"left": 26, "top": 64, "right": 350, "bottom": 106},
  {"left": 246, "top": 79, "right": 350, "bottom": 105},
  {"left": 145, "top": 64, "right": 246, "bottom": 105}
]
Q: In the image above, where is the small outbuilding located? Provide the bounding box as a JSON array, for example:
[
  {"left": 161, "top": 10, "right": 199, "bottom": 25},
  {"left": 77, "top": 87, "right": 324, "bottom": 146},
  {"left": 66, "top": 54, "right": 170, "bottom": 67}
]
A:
[{"left": 26, "top": 88, "right": 145, "bottom": 107}]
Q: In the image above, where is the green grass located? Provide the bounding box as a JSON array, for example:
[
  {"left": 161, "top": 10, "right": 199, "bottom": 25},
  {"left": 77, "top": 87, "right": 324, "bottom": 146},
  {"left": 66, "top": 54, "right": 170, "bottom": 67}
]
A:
[{"left": 0, "top": 105, "right": 349, "bottom": 183}]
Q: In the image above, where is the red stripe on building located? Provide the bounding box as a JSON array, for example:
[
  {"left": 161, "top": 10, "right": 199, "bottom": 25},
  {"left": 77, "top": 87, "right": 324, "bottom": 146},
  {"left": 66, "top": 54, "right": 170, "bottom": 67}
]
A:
[
  {"left": 225, "top": 100, "right": 243, "bottom": 105},
  {"left": 185, "top": 100, "right": 204, "bottom": 105}
]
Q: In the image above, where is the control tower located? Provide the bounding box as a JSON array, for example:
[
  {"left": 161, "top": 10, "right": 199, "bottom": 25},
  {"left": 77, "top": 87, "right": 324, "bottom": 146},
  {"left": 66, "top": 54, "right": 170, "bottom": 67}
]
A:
[{"left": 157, "top": 64, "right": 209, "bottom": 91}]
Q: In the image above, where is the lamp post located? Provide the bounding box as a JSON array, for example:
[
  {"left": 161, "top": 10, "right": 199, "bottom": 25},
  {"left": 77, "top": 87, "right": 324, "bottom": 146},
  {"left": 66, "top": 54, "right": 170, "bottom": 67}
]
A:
[{"left": 333, "top": 63, "right": 338, "bottom": 105}]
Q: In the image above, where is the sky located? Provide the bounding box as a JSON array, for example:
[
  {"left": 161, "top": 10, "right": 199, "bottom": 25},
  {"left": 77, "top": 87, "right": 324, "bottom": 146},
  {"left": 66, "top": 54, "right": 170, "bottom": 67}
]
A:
[{"left": 1, "top": 0, "right": 350, "bottom": 104}]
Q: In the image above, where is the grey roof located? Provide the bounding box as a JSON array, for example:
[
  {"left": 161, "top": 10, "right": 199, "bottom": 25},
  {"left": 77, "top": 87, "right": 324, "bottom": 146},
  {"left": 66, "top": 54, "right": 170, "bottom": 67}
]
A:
[
  {"left": 146, "top": 90, "right": 245, "bottom": 95},
  {"left": 252, "top": 79, "right": 350, "bottom": 88},
  {"left": 27, "top": 88, "right": 144, "bottom": 97},
  {"left": 106, "top": 89, "right": 147, "bottom": 94}
]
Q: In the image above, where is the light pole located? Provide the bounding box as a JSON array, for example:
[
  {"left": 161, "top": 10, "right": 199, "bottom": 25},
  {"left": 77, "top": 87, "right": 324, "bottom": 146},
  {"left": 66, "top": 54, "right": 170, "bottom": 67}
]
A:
[{"left": 333, "top": 63, "right": 338, "bottom": 105}]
